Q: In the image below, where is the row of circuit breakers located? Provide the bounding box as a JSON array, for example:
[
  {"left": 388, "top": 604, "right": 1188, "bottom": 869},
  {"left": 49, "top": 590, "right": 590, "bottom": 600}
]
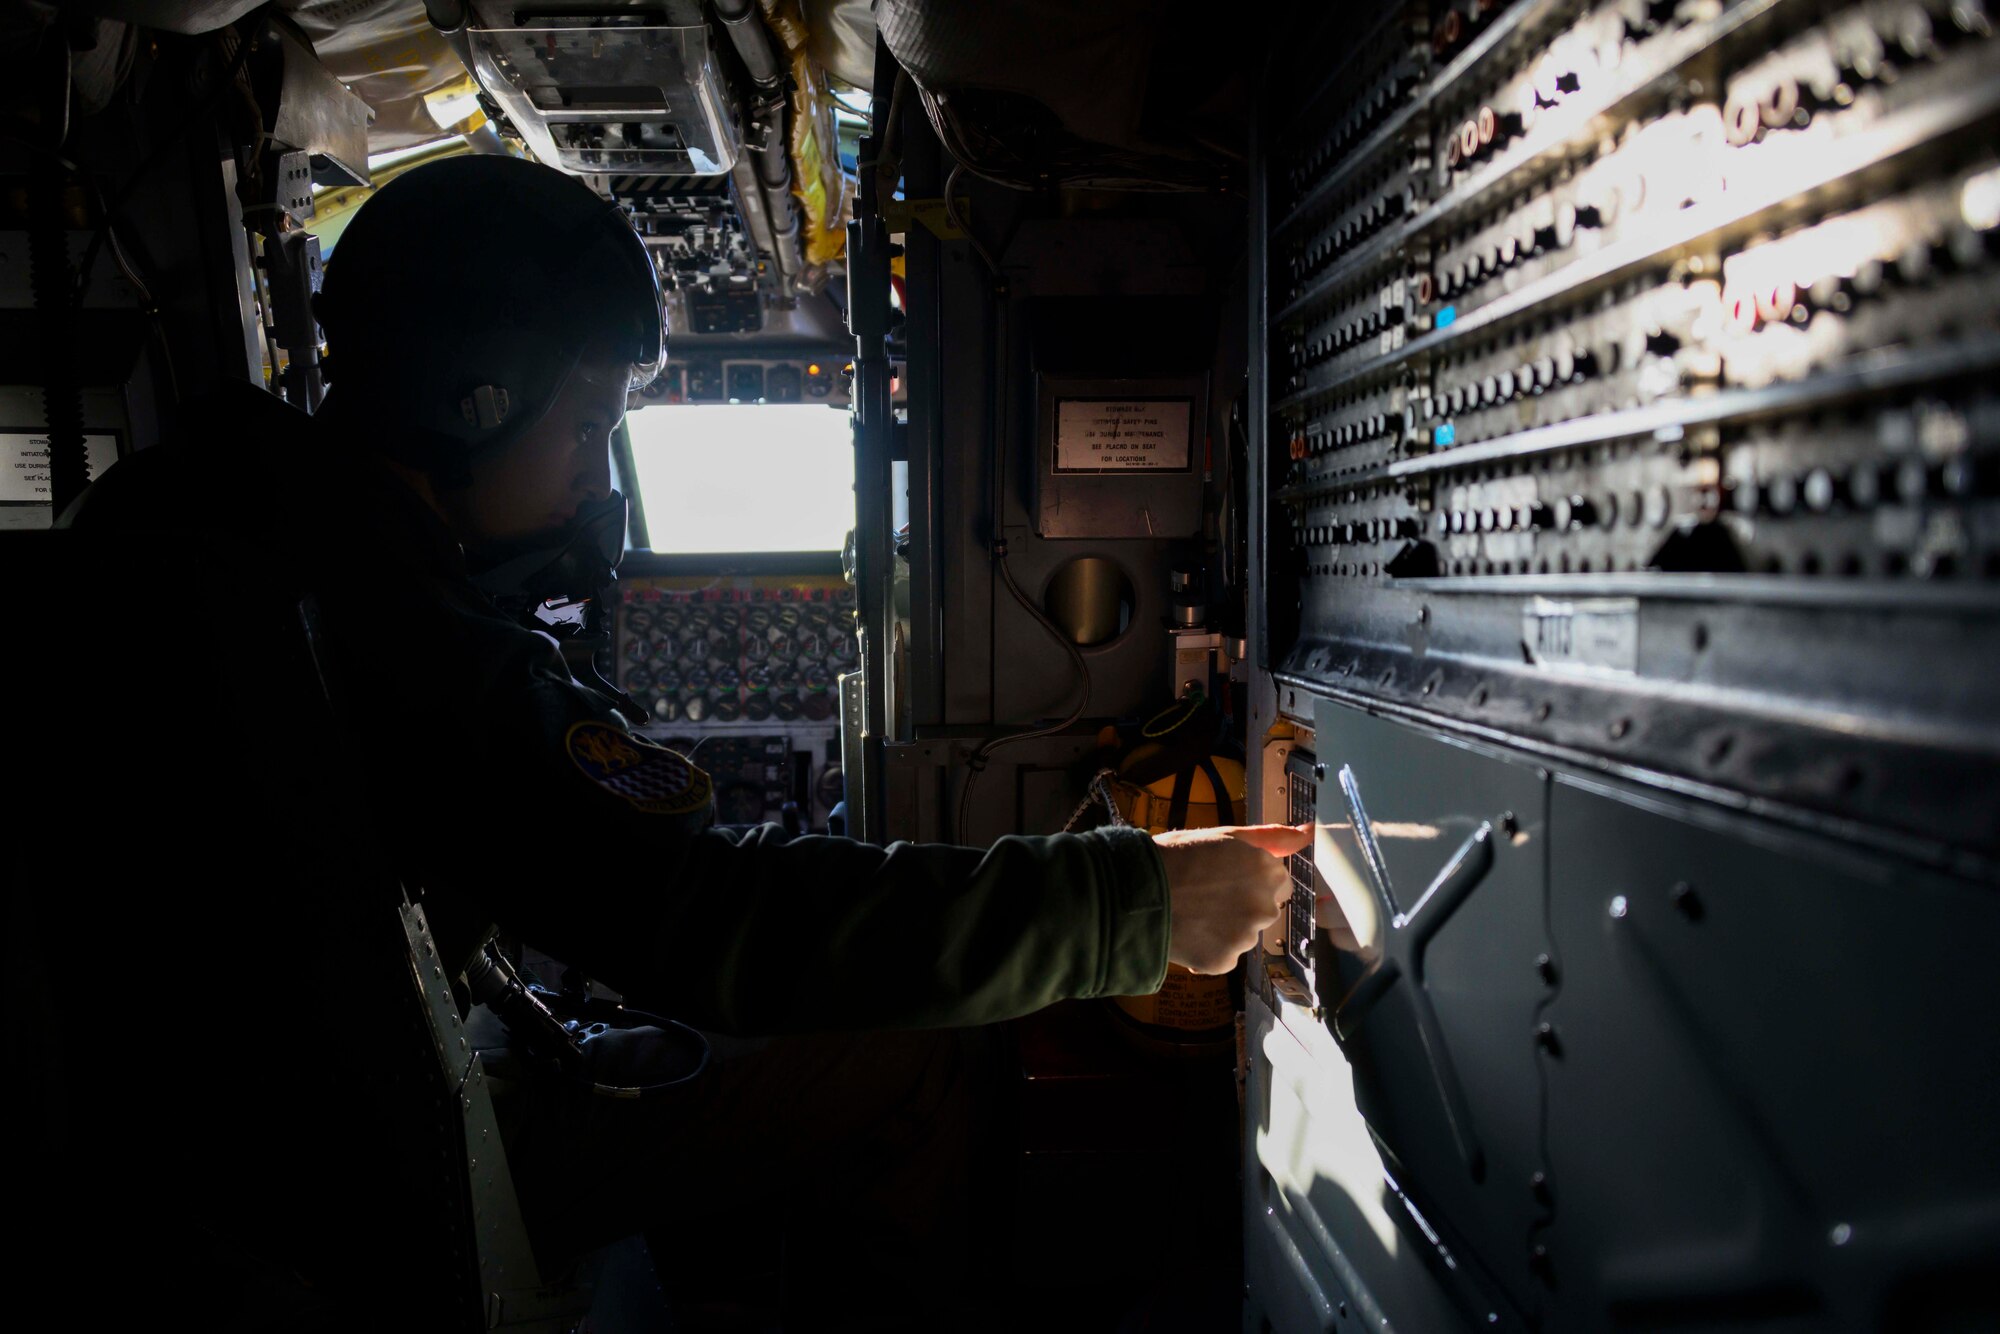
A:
[
  {"left": 1271, "top": 0, "right": 2000, "bottom": 588},
  {"left": 616, "top": 581, "right": 859, "bottom": 727},
  {"left": 615, "top": 581, "right": 853, "bottom": 826}
]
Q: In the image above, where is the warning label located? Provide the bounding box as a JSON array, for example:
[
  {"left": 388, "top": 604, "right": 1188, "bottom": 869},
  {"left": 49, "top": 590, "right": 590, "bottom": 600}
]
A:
[
  {"left": 1, "top": 432, "right": 120, "bottom": 505},
  {"left": 1054, "top": 399, "right": 1191, "bottom": 473},
  {"left": 1522, "top": 597, "right": 1640, "bottom": 675}
]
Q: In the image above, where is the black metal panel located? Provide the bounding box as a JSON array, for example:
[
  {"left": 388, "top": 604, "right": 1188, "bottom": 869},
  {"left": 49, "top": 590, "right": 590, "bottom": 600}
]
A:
[
  {"left": 1311, "top": 698, "right": 1550, "bottom": 1327},
  {"left": 1540, "top": 774, "right": 2000, "bottom": 1329},
  {"left": 1288, "top": 695, "right": 2000, "bottom": 1331}
]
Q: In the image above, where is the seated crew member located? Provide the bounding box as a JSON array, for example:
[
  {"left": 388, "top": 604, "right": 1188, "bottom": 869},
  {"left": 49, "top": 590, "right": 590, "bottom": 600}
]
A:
[{"left": 65, "top": 156, "right": 1305, "bottom": 1322}]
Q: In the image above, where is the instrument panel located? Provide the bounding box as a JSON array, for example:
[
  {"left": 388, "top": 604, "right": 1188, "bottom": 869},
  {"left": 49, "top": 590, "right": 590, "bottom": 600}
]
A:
[
  {"left": 637, "top": 356, "right": 855, "bottom": 406},
  {"left": 615, "top": 575, "right": 857, "bottom": 826}
]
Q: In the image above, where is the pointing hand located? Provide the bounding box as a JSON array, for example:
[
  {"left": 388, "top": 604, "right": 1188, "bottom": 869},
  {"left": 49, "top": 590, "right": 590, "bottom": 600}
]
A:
[{"left": 1155, "top": 824, "right": 1311, "bottom": 975}]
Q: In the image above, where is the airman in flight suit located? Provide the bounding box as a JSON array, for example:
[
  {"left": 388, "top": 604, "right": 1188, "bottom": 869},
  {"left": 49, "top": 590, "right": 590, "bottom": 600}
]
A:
[{"left": 68, "top": 154, "right": 1305, "bottom": 1326}]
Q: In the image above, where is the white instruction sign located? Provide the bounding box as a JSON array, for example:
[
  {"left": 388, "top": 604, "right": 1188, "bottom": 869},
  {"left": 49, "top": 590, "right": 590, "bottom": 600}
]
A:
[
  {"left": 1054, "top": 399, "right": 1191, "bottom": 472},
  {"left": 1, "top": 431, "right": 121, "bottom": 504},
  {"left": 1522, "top": 597, "right": 1640, "bottom": 675}
]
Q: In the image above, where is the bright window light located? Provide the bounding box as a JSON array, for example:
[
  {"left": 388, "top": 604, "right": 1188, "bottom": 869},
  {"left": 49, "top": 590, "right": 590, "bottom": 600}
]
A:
[{"left": 627, "top": 404, "right": 854, "bottom": 554}]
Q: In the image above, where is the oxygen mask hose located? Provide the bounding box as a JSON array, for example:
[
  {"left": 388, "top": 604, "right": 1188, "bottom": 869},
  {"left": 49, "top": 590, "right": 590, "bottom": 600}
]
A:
[{"left": 463, "top": 946, "right": 587, "bottom": 1075}]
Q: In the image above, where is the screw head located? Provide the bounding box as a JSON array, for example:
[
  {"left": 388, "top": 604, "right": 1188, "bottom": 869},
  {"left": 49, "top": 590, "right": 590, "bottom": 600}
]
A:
[{"left": 1609, "top": 894, "right": 1629, "bottom": 919}]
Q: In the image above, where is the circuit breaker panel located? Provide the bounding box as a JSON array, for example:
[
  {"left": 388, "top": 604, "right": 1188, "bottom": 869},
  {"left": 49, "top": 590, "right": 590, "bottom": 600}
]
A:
[
  {"left": 1248, "top": 0, "right": 2000, "bottom": 1329},
  {"left": 1264, "top": 0, "right": 2000, "bottom": 859},
  {"left": 614, "top": 575, "right": 854, "bottom": 829}
]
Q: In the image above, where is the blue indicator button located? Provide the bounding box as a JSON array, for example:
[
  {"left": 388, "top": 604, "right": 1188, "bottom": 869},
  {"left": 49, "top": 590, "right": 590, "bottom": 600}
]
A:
[
  {"left": 1434, "top": 423, "right": 1457, "bottom": 447},
  {"left": 1436, "top": 305, "right": 1458, "bottom": 329}
]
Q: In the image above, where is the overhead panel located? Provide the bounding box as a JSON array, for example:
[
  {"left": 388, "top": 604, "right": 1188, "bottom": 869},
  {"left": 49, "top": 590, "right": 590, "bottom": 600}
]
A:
[{"left": 464, "top": 0, "right": 738, "bottom": 175}]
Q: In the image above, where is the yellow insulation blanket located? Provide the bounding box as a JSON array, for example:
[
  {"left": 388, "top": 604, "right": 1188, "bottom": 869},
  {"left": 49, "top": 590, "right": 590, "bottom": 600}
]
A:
[{"left": 760, "top": 0, "right": 851, "bottom": 267}]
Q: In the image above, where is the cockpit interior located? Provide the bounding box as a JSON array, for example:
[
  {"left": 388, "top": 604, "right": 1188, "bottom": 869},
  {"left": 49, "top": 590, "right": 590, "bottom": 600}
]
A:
[{"left": 4, "top": 1, "right": 1997, "bottom": 1330}]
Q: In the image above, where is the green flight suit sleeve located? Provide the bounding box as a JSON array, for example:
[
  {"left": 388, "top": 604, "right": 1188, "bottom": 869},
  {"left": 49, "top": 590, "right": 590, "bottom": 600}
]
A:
[
  {"left": 573, "top": 822, "right": 1172, "bottom": 1035},
  {"left": 374, "top": 589, "right": 1173, "bottom": 1035}
]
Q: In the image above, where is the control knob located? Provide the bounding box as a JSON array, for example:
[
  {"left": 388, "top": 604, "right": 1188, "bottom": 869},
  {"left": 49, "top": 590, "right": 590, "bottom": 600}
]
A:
[{"left": 1554, "top": 494, "right": 1597, "bottom": 528}]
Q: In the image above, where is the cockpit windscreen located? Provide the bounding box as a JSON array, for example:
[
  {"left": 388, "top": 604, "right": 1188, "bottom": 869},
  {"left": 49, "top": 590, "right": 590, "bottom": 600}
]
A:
[{"left": 626, "top": 404, "right": 854, "bottom": 554}]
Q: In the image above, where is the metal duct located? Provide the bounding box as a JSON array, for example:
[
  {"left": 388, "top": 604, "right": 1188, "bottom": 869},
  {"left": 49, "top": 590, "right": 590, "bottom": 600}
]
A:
[
  {"left": 728, "top": 150, "right": 773, "bottom": 246},
  {"left": 708, "top": 0, "right": 802, "bottom": 282},
  {"left": 712, "top": 0, "right": 783, "bottom": 99}
]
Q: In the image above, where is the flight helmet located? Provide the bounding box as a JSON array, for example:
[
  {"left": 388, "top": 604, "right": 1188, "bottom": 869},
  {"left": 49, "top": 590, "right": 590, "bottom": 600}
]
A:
[{"left": 314, "top": 154, "right": 665, "bottom": 472}]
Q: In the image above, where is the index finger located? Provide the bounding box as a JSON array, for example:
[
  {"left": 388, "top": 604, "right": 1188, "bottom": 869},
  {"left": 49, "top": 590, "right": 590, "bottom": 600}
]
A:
[{"left": 1223, "top": 823, "right": 1312, "bottom": 857}]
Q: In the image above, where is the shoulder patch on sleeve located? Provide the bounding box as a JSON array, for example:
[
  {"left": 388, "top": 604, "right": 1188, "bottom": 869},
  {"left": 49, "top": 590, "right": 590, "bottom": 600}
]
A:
[{"left": 565, "top": 720, "right": 712, "bottom": 816}]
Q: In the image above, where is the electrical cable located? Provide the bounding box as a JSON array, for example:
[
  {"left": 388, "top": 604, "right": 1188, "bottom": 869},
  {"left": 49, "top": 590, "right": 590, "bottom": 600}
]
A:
[
  {"left": 860, "top": 71, "right": 908, "bottom": 206},
  {"left": 12, "top": 26, "right": 244, "bottom": 415},
  {"left": 943, "top": 162, "right": 1003, "bottom": 281},
  {"left": 75, "top": 25, "right": 261, "bottom": 306},
  {"left": 3, "top": 128, "right": 181, "bottom": 413},
  {"left": 1058, "top": 768, "right": 1125, "bottom": 833},
  {"left": 941, "top": 152, "right": 1096, "bottom": 841},
  {"left": 922, "top": 87, "right": 1230, "bottom": 194},
  {"left": 955, "top": 542, "right": 1094, "bottom": 843}
]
